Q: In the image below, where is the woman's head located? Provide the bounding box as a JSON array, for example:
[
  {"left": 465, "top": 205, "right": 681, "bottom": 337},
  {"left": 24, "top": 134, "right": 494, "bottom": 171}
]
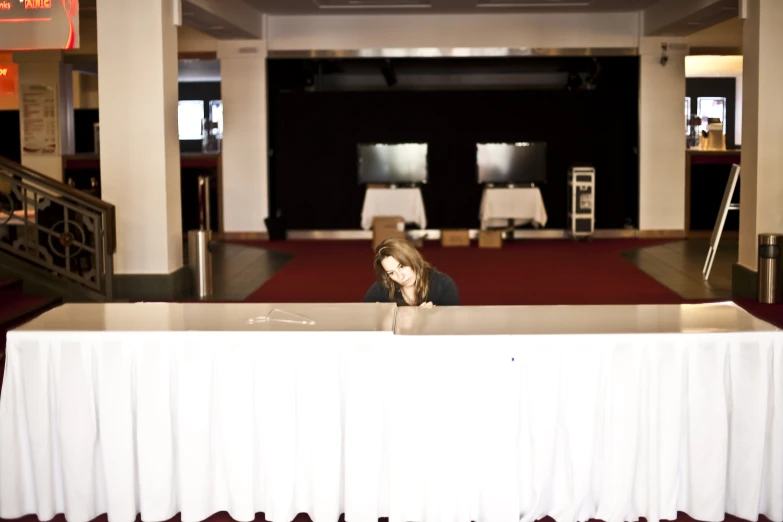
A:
[{"left": 373, "top": 237, "right": 432, "bottom": 304}]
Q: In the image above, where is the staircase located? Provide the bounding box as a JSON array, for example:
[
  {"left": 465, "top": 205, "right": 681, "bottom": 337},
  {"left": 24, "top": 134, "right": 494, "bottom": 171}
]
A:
[
  {"left": 1, "top": 155, "right": 117, "bottom": 398},
  {"left": 0, "top": 155, "right": 117, "bottom": 302},
  {"left": 0, "top": 278, "right": 61, "bottom": 395}
]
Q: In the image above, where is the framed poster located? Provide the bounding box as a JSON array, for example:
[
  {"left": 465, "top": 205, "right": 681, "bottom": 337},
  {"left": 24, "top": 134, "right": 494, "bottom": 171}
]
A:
[{"left": 21, "top": 83, "right": 57, "bottom": 155}]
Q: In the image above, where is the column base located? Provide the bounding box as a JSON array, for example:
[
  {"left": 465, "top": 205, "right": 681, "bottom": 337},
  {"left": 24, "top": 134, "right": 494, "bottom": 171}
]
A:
[{"left": 114, "top": 266, "right": 191, "bottom": 301}]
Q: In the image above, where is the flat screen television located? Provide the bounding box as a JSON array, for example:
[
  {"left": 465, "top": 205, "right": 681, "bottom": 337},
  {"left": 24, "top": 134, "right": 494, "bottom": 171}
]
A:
[
  {"left": 476, "top": 142, "right": 547, "bottom": 185},
  {"left": 358, "top": 143, "right": 428, "bottom": 185}
]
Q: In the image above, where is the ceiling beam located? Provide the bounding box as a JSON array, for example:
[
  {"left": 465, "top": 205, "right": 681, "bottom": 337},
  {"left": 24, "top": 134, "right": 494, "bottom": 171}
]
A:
[
  {"left": 182, "top": 0, "right": 264, "bottom": 40},
  {"left": 643, "top": 0, "right": 738, "bottom": 36}
]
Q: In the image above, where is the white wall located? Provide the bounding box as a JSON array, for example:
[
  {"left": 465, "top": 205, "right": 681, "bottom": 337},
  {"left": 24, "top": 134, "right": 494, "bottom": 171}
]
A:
[
  {"left": 218, "top": 40, "right": 268, "bottom": 233},
  {"left": 685, "top": 17, "right": 743, "bottom": 49},
  {"left": 638, "top": 37, "right": 688, "bottom": 231},
  {"left": 267, "top": 12, "right": 640, "bottom": 50},
  {"left": 178, "top": 25, "right": 219, "bottom": 53}
]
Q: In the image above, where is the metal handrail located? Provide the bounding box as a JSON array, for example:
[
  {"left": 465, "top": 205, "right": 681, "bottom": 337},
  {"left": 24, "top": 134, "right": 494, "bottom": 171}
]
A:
[
  {"left": 0, "top": 156, "right": 116, "bottom": 253},
  {"left": 0, "top": 155, "right": 117, "bottom": 299}
]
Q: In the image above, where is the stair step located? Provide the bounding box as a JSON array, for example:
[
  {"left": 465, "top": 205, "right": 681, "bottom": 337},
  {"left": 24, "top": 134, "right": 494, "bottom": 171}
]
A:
[
  {"left": 0, "top": 278, "right": 22, "bottom": 293},
  {"left": 0, "top": 279, "right": 61, "bottom": 331},
  {"left": 0, "top": 295, "right": 60, "bottom": 329}
]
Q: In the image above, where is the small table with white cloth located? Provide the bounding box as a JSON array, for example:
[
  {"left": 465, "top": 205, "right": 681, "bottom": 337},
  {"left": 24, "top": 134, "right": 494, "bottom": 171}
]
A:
[
  {"left": 479, "top": 186, "right": 548, "bottom": 229},
  {"left": 360, "top": 187, "right": 427, "bottom": 230},
  {"left": 1, "top": 301, "right": 782, "bottom": 522}
]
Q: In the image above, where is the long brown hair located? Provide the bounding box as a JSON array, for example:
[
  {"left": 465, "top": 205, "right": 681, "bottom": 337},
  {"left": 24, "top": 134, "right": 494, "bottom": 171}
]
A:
[{"left": 373, "top": 237, "right": 433, "bottom": 305}]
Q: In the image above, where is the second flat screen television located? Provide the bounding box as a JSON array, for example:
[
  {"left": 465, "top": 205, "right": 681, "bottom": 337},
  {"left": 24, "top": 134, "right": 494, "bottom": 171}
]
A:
[
  {"left": 358, "top": 143, "right": 428, "bottom": 185},
  {"left": 477, "top": 142, "right": 547, "bottom": 185}
]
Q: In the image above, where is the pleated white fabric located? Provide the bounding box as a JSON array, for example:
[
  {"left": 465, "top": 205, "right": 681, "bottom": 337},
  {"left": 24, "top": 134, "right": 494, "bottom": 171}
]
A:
[{"left": 1, "top": 304, "right": 782, "bottom": 522}]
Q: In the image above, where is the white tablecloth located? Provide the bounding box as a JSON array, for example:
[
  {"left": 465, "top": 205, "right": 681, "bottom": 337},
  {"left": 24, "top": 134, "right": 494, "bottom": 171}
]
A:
[
  {"left": 0, "top": 303, "right": 396, "bottom": 522},
  {"left": 391, "top": 303, "right": 783, "bottom": 522},
  {"left": 361, "top": 187, "right": 427, "bottom": 230},
  {"left": 480, "top": 187, "right": 548, "bottom": 229},
  {"left": 1, "top": 302, "right": 782, "bottom": 522}
]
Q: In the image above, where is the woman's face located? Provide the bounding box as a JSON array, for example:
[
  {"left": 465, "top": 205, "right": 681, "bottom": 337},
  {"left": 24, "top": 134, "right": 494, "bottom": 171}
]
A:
[{"left": 381, "top": 255, "right": 416, "bottom": 288}]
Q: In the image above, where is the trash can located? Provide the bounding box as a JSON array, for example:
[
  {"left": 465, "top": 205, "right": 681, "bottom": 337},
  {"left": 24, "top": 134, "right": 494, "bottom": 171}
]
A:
[
  {"left": 758, "top": 233, "right": 780, "bottom": 304},
  {"left": 188, "top": 229, "right": 213, "bottom": 299}
]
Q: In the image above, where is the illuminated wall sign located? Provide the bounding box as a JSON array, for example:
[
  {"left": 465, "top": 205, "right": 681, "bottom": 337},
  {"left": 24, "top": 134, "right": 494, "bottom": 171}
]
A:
[
  {"left": 0, "top": 62, "right": 18, "bottom": 96},
  {"left": 0, "top": 0, "right": 79, "bottom": 50}
]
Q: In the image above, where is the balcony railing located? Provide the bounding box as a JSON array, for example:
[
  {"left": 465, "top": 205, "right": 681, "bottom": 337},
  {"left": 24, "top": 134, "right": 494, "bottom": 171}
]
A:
[{"left": 0, "top": 156, "right": 116, "bottom": 300}]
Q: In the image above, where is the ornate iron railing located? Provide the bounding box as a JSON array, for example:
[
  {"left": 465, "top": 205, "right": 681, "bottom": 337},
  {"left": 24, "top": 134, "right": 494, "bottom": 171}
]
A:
[{"left": 0, "top": 156, "right": 116, "bottom": 300}]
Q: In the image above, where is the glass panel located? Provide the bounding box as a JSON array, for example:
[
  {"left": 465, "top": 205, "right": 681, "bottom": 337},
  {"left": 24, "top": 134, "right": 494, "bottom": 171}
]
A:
[
  {"left": 178, "top": 100, "right": 205, "bottom": 140},
  {"left": 697, "top": 96, "right": 727, "bottom": 134},
  {"left": 685, "top": 96, "right": 691, "bottom": 135},
  {"left": 209, "top": 100, "right": 223, "bottom": 138}
]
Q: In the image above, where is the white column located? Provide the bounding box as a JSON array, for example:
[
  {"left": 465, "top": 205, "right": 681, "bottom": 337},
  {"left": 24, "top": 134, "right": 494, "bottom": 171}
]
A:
[
  {"left": 217, "top": 40, "right": 269, "bottom": 234},
  {"left": 96, "top": 0, "right": 182, "bottom": 275},
  {"left": 638, "top": 38, "right": 687, "bottom": 232},
  {"left": 737, "top": 0, "right": 783, "bottom": 271},
  {"left": 13, "top": 50, "right": 74, "bottom": 181}
]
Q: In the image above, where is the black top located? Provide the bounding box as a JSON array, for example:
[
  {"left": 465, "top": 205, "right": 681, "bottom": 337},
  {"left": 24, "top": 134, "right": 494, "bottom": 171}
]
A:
[{"left": 363, "top": 270, "right": 460, "bottom": 306}]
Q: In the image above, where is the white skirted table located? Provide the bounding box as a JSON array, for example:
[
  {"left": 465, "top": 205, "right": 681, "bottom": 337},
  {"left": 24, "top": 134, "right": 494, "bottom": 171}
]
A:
[
  {"left": 360, "top": 187, "right": 427, "bottom": 230},
  {"left": 1, "top": 302, "right": 781, "bottom": 522},
  {"left": 479, "top": 187, "right": 548, "bottom": 229}
]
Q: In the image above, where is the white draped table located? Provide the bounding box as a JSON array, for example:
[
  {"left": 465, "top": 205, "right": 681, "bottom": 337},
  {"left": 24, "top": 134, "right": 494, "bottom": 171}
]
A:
[
  {"left": 387, "top": 303, "right": 783, "bottom": 522},
  {"left": 1, "top": 302, "right": 782, "bottom": 522},
  {"left": 480, "top": 187, "right": 548, "bottom": 229},
  {"left": 0, "top": 303, "right": 397, "bottom": 522},
  {"left": 360, "top": 188, "right": 427, "bottom": 230}
]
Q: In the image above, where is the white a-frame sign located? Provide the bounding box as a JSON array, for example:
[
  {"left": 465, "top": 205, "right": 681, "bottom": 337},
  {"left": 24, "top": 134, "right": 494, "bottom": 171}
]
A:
[{"left": 703, "top": 163, "right": 741, "bottom": 280}]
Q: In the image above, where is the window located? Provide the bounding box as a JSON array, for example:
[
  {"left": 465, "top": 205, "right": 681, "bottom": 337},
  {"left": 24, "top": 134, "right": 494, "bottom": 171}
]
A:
[
  {"left": 209, "top": 100, "right": 223, "bottom": 138},
  {"left": 178, "top": 100, "right": 205, "bottom": 140},
  {"left": 685, "top": 96, "right": 691, "bottom": 134},
  {"left": 697, "top": 97, "right": 727, "bottom": 135}
]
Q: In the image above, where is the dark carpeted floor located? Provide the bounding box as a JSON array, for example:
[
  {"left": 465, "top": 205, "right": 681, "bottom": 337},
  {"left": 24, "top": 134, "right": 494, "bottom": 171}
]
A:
[{"left": 247, "top": 239, "right": 689, "bottom": 306}]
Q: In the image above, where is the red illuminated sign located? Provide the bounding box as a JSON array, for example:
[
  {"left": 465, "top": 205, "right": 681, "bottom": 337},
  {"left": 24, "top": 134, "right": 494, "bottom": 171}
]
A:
[
  {"left": 24, "top": 0, "right": 53, "bottom": 8},
  {"left": 0, "top": 62, "right": 18, "bottom": 97},
  {"left": 0, "top": 0, "right": 79, "bottom": 50}
]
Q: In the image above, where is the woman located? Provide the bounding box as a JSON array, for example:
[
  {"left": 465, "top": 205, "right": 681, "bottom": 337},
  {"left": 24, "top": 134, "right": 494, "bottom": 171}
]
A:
[{"left": 364, "top": 237, "right": 460, "bottom": 307}]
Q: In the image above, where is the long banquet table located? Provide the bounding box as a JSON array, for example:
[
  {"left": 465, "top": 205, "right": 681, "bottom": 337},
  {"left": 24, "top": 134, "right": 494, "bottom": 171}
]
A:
[{"left": 0, "top": 301, "right": 781, "bottom": 522}]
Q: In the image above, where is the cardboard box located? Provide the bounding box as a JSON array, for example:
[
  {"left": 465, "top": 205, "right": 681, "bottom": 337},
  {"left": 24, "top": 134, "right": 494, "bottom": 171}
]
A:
[
  {"left": 441, "top": 230, "right": 470, "bottom": 247},
  {"left": 478, "top": 230, "right": 503, "bottom": 248},
  {"left": 372, "top": 216, "right": 406, "bottom": 250}
]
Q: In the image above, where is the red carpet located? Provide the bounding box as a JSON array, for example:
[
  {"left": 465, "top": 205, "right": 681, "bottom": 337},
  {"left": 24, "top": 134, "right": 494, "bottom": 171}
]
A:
[{"left": 246, "top": 238, "right": 688, "bottom": 306}]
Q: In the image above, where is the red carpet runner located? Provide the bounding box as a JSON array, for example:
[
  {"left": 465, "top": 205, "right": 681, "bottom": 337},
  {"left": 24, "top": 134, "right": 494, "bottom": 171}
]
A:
[{"left": 246, "top": 239, "right": 687, "bottom": 306}]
